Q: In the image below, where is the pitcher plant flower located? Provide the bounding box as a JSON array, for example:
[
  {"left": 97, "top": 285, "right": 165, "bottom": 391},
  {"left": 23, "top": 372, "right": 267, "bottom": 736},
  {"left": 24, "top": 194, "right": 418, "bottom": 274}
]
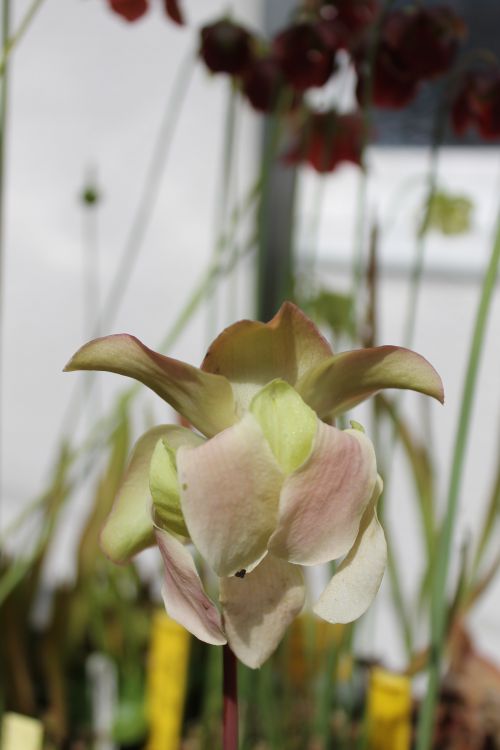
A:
[{"left": 65, "top": 302, "right": 443, "bottom": 668}]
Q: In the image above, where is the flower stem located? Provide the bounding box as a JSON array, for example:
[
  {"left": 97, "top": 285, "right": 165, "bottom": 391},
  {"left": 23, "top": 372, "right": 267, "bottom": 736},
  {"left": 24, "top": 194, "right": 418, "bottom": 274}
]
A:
[{"left": 223, "top": 645, "right": 239, "bottom": 750}]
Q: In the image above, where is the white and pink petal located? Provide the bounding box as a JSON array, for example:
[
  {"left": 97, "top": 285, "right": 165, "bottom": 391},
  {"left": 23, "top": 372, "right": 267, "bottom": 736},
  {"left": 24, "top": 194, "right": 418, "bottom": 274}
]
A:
[
  {"left": 156, "top": 528, "right": 226, "bottom": 645},
  {"left": 268, "top": 425, "right": 377, "bottom": 566},
  {"left": 177, "top": 414, "right": 283, "bottom": 578},
  {"left": 313, "top": 476, "right": 387, "bottom": 623},
  {"left": 219, "top": 555, "right": 305, "bottom": 669}
]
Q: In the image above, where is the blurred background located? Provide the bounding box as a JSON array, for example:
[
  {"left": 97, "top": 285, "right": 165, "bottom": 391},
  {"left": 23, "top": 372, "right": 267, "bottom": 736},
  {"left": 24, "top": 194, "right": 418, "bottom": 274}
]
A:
[{"left": 1, "top": 0, "right": 500, "bottom": 748}]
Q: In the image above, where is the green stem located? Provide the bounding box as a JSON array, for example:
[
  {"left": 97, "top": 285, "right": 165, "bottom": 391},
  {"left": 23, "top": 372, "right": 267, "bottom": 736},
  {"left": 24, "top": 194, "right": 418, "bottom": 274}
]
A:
[
  {"left": 416, "top": 208, "right": 500, "bottom": 749},
  {"left": 0, "top": 0, "right": 10, "bottom": 511},
  {"left": 0, "top": 0, "right": 45, "bottom": 78}
]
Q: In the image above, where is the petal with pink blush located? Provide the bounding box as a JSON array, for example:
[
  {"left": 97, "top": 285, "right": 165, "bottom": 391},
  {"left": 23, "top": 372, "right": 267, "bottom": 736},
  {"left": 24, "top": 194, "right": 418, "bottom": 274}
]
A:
[
  {"left": 177, "top": 414, "right": 283, "bottom": 577},
  {"left": 64, "top": 334, "right": 236, "bottom": 437},
  {"left": 268, "top": 426, "right": 377, "bottom": 566},
  {"left": 156, "top": 529, "right": 226, "bottom": 645},
  {"left": 220, "top": 555, "right": 305, "bottom": 668},
  {"left": 313, "top": 476, "right": 387, "bottom": 623}
]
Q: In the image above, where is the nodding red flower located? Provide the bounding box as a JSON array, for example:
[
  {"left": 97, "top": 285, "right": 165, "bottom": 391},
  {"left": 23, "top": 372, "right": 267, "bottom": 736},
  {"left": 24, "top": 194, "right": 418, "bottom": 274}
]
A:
[
  {"left": 451, "top": 68, "right": 500, "bottom": 140},
  {"left": 284, "top": 109, "right": 366, "bottom": 173},
  {"left": 319, "top": 0, "right": 380, "bottom": 36},
  {"left": 164, "top": 0, "right": 184, "bottom": 25},
  {"left": 272, "top": 21, "right": 336, "bottom": 91},
  {"left": 200, "top": 19, "right": 254, "bottom": 76},
  {"left": 241, "top": 57, "right": 287, "bottom": 113},
  {"left": 356, "top": 5, "right": 466, "bottom": 109},
  {"left": 108, "top": 0, "right": 148, "bottom": 22}
]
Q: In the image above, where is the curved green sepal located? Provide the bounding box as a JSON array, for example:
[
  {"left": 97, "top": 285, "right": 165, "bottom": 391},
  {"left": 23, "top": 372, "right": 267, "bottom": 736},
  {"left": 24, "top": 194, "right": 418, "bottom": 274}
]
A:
[
  {"left": 297, "top": 346, "right": 444, "bottom": 418},
  {"left": 150, "top": 427, "right": 204, "bottom": 536},
  {"left": 100, "top": 426, "right": 168, "bottom": 564},
  {"left": 250, "top": 379, "right": 317, "bottom": 475}
]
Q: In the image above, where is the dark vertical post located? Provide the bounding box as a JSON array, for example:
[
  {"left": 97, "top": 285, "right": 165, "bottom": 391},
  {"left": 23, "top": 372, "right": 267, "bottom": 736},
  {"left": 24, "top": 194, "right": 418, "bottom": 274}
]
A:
[
  {"left": 222, "top": 644, "right": 239, "bottom": 750},
  {"left": 256, "top": 0, "right": 297, "bottom": 322}
]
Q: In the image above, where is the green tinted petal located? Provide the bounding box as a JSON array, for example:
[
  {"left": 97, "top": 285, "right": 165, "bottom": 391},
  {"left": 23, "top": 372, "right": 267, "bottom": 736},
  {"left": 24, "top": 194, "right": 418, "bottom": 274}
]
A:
[
  {"left": 250, "top": 380, "right": 317, "bottom": 475},
  {"left": 150, "top": 430, "right": 204, "bottom": 537}
]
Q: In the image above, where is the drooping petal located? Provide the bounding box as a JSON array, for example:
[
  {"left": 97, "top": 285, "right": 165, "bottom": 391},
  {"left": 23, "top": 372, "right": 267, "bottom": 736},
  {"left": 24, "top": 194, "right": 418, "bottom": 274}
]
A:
[
  {"left": 313, "top": 476, "right": 387, "bottom": 623},
  {"left": 219, "top": 555, "right": 305, "bottom": 669},
  {"left": 296, "top": 345, "right": 444, "bottom": 419},
  {"left": 177, "top": 414, "right": 283, "bottom": 577},
  {"left": 268, "top": 426, "right": 377, "bottom": 565},
  {"left": 64, "top": 334, "right": 236, "bottom": 437},
  {"left": 250, "top": 379, "right": 317, "bottom": 475},
  {"left": 150, "top": 428, "right": 205, "bottom": 537},
  {"left": 100, "top": 425, "right": 175, "bottom": 563},
  {"left": 201, "top": 302, "right": 333, "bottom": 413},
  {"left": 164, "top": 0, "right": 184, "bottom": 25},
  {"left": 156, "top": 529, "right": 227, "bottom": 645}
]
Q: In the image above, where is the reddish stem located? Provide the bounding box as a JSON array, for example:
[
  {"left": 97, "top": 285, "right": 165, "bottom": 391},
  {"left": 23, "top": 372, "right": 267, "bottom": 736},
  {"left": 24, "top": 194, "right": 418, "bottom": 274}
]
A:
[{"left": 223, "top": 644, "right": 239, "bottom": 750}]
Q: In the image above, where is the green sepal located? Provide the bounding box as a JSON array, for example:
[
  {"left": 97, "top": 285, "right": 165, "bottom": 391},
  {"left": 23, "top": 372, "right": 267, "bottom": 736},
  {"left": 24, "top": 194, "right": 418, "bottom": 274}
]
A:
[{"left": 250, "top": 379, "right": 317, "bottom": 475}]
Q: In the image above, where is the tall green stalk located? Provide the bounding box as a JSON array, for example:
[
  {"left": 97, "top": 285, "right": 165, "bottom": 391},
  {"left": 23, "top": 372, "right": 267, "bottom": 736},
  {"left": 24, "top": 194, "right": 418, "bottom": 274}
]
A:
[
  {"left": 0, "top": 0, "right": 45, "bottom": 78},
  {"left": 416, "top": 208, "right": 500, "bottom": 749}
]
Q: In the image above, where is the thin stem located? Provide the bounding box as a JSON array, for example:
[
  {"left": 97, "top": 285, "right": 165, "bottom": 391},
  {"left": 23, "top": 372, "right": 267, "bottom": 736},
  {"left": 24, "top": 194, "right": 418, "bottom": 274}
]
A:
[
  {"left": 0, "top": 0, "right": 45, "bottom": 78},
  {"left": 0, "top": 0, "right": 10, "bottom": 512},
  {"left": 223, "top": 645, "right": 239, "bottom": 750},
  {"left": 416, "top": 208, "right": 500, "bottom": 749}
]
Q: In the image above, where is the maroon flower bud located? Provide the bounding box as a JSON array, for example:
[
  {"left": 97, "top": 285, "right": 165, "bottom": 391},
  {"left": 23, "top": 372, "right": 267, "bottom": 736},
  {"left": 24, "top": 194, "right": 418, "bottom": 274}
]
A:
[
  {"left": 241, "top": 57, "right": 285, "bottom": 113},
  {"left": 200, "top": 19, "right": 254, "bottom": 76},
  {"left": 451, "top": 68, "right": 500, "bottom": 140},
  {"left": 273, "top": 21, "right": 336, "bottom": 91},
  {"left": 284, "top": 109, "right": 366, "bottom": 173},
  {"left": 108, "top": 0, "right": 148, "bottom": 22}
]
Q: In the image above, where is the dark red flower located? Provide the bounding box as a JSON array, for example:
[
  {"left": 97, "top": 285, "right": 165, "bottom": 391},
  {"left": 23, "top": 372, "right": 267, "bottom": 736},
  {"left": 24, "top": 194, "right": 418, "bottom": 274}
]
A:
[
  {"left": 355, "top": 5, "right": 466, "bottom": 110},
  {"left": 284, "top": 109, "right": 366, "bottom": 173},
  {"left": 241, "top": 57, "right": 285, "bottom": 113},
  {"left": 200, "top": 20, "right": 254, "bottom": 76},
  {"left": 319, "top": 0, "right": 379, "bottom": 36},
  {"left": 108, "top": 0, "right": 148, "bottom": 22},
  {"left": 164, "top": 0, "right": 184, "bottom": 25},
  {"left": 273, "top": 21, "right": 336, "bottom": 91},
  {"left": 451, "top": 68, "right": 500, "bottom": 139}
]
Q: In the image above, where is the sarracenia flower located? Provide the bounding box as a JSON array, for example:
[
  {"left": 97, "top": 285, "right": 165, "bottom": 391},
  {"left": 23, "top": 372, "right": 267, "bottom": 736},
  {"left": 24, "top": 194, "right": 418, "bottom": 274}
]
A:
[{"left": 65, "top": 303, "right": 443, "bottom": 668}]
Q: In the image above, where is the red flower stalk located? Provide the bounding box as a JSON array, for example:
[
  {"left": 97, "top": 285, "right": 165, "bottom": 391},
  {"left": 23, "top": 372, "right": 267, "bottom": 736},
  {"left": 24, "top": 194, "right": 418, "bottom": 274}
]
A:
[
  {"left": 200, "top": 19, "right": 254, "bottom": 76},
  {"left": 451, "top": 68, "right": 500, "bottom": 140},
  {"left": 284, "top": 109, "right": 366, "bottom": 173},
  {"left": 108, "top": 0, "right": 148, "bottom": 22},
  {"left": 273, "top": 21, "right": 336, "bottom": 91}
]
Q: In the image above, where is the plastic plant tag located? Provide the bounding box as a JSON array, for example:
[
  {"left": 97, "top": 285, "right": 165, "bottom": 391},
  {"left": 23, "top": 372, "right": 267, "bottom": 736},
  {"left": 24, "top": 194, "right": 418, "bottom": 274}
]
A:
[
  {"left": 367, "top": 667, "right": 412, "bottom": 750},
  {"left": 1, "top": 713, "right": 44, "bottom": 750},
  {"left": 146, "top": 611, "right": 190, "bottom": 750}
]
